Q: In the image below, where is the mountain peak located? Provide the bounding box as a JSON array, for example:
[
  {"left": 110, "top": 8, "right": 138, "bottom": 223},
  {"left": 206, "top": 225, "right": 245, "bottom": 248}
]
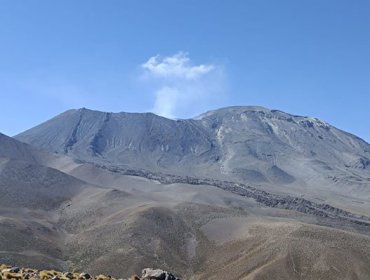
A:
[
  {"left": 195, "top": 105, "right": 272, "bottom": 119},
  {"left": 14, "top": 105, "right": 370, "bottom": 190}
]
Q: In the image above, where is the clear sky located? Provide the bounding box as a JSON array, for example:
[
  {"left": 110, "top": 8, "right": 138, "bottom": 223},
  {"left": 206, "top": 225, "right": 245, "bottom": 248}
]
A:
[{"left": 0, "top": 0, "right": 369, "bottom": 142}]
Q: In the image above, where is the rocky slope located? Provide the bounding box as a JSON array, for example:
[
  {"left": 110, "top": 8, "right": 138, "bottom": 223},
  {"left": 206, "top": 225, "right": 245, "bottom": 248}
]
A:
[
  {"left": 2, "top": 106, "right": 370, "bottom": 279},
  {"left": 15, "top": 106, "right": 370, "bottom": 177},
  {"left": 15, "top": 106, "right": 370, "bottom": 214}
]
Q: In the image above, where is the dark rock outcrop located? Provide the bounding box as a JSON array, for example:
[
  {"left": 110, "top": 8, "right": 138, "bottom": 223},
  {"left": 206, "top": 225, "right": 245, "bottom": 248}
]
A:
[{"left": 141, "top": 268, "right": 180, "bottom": 280}]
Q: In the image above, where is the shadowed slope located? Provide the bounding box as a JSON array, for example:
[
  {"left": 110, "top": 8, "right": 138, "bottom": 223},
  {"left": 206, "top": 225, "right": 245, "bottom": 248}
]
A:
[{"left": 0, "top": 133, "right": 93, "bottom": 269}]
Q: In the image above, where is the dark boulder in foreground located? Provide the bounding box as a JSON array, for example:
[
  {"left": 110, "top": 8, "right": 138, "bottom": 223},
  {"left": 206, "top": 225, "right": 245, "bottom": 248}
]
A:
[{"left": 141, "top": 268, "right": 180, "bottom": 280}]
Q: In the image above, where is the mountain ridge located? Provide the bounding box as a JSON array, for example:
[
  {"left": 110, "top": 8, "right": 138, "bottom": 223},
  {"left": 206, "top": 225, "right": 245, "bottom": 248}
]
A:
[
  {"left": 16, "top": 105, "right": 370, "bottom": 149},
  {"left": 23, "top": 105, "right": 369, "bottom": 145},
  {"left": 15, "top": 106, "right": 370, "bottom": 213}
]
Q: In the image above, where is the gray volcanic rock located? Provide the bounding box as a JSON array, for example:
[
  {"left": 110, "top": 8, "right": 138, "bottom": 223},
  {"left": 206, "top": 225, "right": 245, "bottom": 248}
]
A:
[
  {"left": 198, "top": 106, "right": 370, "bottom": 170},
  {"left": 141, "top": 268, "right": 180, "bottom": 280},
  {"left": 15, "top": 106, "right": 370, "bottom": 206},
  {"left": 16, "top": 109, "right": 219, "bottom": 175}
]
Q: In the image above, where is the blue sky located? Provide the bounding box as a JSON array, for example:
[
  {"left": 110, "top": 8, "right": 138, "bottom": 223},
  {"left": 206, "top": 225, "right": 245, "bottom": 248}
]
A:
[{"left": 0, "top": 0, "right": 369, "bottom": 142}]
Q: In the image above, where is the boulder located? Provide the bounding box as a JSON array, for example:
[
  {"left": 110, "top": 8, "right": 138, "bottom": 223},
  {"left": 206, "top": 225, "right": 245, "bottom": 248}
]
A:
[
  {"left": 10, "top": 267, "right": 20, "bottom": 273},
  {"left": 79, "top": 273, "right": 91, "bottom": 279},
  {"left": 141, "top": 269, "right": 180, "bottom": 280}
]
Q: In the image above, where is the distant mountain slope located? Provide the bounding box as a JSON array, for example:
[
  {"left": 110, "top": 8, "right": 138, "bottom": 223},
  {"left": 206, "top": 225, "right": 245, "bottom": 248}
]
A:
[
  {"left": 15, "top": 107, "right": 370, "bottom": 170},
  {"left": 15, "top": 107, "right": 370, "bottom": 207},
  {"left": 15, "top": 108, "right": 219, "bottom": 174}
]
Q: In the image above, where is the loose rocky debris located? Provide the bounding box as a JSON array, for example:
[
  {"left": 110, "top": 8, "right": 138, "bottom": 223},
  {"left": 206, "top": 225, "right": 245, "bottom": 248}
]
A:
[
  {"left": 94, "top": 164, "right": 370, "bottom": 227},
  {"left": 0, "top": 265, "right": 180, "bottom": 280}
]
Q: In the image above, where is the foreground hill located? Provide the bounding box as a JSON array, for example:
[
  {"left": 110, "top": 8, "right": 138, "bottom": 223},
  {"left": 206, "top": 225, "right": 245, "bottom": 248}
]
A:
[{"left": 0, "top": 133, "right": 94, "bottom": 268}]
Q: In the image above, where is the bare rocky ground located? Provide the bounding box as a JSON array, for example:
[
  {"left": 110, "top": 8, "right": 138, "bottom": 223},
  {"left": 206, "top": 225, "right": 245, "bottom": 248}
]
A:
[
  {"left": 1, "top": 151, "right": 369, "bottom": 279},
  {"left": 1, "top": 106, "right": 370, "bottom": 279}
]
